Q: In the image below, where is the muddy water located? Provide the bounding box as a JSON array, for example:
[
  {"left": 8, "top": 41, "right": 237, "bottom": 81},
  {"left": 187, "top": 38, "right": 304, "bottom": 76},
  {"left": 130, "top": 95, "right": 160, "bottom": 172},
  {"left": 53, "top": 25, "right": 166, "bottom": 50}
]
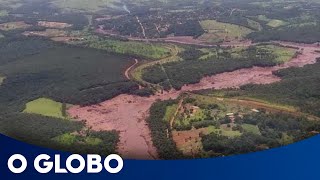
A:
[{"left": 67, "top": 42, "right": 320, "bottom": 160}]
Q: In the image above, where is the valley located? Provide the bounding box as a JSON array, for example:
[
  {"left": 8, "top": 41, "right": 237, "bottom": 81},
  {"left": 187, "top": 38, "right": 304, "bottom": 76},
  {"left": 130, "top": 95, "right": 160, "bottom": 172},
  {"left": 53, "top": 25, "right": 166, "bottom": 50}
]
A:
[{"left": 1, "top": 0, "right": 320, "bottom": 159}]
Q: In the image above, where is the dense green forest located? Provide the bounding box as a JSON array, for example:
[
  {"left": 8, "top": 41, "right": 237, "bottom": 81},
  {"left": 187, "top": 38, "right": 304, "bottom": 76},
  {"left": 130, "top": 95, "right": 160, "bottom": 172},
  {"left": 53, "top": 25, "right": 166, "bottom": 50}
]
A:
[
  {"left": 147, "top": 100, "right": 184, "bottom": 159},
  {"left": 239, "top": 60, "right": 320, "bottom": 117},
  {"left": 248, "top": 24, "right": 320, "bottom": 43},
  {"left": 0, "top": 37, "right": 137, "bottom": 154}
]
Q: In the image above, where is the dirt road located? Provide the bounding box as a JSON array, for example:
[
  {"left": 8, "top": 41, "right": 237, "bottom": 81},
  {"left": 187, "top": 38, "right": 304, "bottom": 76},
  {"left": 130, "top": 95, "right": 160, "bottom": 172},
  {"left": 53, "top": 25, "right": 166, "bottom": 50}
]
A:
[
  {"left": 124, "top": 59, "right": 138, "bottom": 80},
  {"left": 67, "top": 42, "right": 320, "bottom": 160}
]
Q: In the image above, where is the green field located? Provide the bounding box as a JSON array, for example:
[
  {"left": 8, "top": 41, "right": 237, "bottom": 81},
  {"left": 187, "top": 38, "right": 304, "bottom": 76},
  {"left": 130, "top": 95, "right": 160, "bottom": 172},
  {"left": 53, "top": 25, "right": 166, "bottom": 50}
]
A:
[
  {"left": 53, "top": 133, "right": 103, "bottom": 146},
  {"left": 257, "top": 15, "right": 287, "bottom": 28},
  {"left": 23, "top": 98, "right": 67, "bottom": 119},
  {"left": 199, "top": 20, "right": 253, "bottom": 43},
  {"left": 207, "top": 126, "right": 242, "bottom": 137},
  {"left": 267, "top": 19, "right": 287, "bottom": 28},
  {"left": 256, "top": 44, "right": 296, "bottom": 63},
  {"left": 164, "top": 104, "right": 178, "bottom": 122},
  {"left": 78, "top": 36, "right": 172, "bottom": 60},
  {"left": 241, "top": 124, "right": 261, "bottom": 135}
]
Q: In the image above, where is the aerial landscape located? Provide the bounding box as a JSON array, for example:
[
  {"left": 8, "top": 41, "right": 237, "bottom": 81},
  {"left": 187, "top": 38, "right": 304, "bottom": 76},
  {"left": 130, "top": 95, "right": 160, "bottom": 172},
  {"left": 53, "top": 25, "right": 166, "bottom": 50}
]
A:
[{"left": 0, "top": 0, "right": 320, "bottom": 159}]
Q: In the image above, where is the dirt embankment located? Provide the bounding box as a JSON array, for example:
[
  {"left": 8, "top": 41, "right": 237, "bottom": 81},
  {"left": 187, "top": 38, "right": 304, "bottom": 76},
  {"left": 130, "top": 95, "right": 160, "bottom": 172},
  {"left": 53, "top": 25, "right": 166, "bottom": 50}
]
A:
[{"left": 67, "top": 42, "right": 320, "bottom": 160}]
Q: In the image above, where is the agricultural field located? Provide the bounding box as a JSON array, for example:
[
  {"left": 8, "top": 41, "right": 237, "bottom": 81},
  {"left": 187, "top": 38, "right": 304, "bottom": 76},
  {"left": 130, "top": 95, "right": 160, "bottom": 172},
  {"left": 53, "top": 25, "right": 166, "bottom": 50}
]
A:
[
  {"left": 257, "top": 15, "right": 288, "bottom": 28},
  {"left": 255, "top": 44, "right": 297, "bottom": 63},
  {"left": 23, "top": 98, "right": 69, "bottom": 119},
  {"left": 198, "top": 20, "right": 253, "bottom": 43}
]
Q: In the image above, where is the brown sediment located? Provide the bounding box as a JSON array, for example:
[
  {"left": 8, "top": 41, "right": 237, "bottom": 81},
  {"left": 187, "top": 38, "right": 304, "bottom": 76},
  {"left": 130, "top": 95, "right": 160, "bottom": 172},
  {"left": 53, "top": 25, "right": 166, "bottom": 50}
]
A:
[{"left": 67, "top": 41, "right": 320, "bottom": 159}]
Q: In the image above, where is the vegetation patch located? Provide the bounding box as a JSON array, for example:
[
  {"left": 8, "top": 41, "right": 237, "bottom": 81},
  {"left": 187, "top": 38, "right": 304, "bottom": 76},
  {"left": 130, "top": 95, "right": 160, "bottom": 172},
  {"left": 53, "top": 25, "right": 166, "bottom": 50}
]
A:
[
  {"left": 77, "top": 36, "right": 172, "bottom": 60},
  {"left": 150, "top": 92, "right": 320, "bottom": 158},
  {"left": 241, "top": 124, "right": 261, "bottom": 135},
  {"left": 267, "top": 19, "right": 287, "bottom": 28},
  {"left": 142, "top": 44, "right": 296, "bottom": 89},
  {"left": 51, "top": 0, "right": 116, "bottom": 12},
  {"left": 199, "top": 20, "right": 253, "bottom": 43},
  {"left": 0, "top": 21, "right": 31, "bottom": 31},
  {"left": 23, "top": 98, "right": 68, "bottom": 119}
]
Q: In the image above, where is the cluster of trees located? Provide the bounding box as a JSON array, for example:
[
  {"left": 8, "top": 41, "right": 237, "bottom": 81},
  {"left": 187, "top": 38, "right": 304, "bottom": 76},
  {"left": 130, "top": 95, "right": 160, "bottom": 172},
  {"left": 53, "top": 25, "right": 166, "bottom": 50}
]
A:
[
  {"left": 0, "top": 113, "right": 84, "bottom": 149},
  {"left": 147, "top": 100, "right": 184, "bottom": 159},
  {"left": 143, "top": 46, "right": 282, "bottom": 90},
  {"left": 0, "top": 38, "right": 138, "bottom": 154},
  {"left": 6, "top": 0, "right": 89, "bottom": 30},
  {"left": 178, "top": 47, "right": 206, "bottom": 60},
  {"left": 248, "top": 24, "right": 320, "bottom": 43},
  {"left": 167, "top": 21, "right": 205, "bottom": 38},
  {"left": 0, "top": 113, "right": 119, "bottom": 155},
  {"left": 202, "top": 112, "right": 320, "bottom": 156},
  {"left": 85, "top": 37, "right": 171, "bottom": 60},
  {"left": 53, "top": 131, "right": 119, "bottom": 156},
  {"left": 0, "top": 37, "right": 55, "bottom": 64},
  {"left": 240, "top": 61, "right": 320, "bottom": 117}
]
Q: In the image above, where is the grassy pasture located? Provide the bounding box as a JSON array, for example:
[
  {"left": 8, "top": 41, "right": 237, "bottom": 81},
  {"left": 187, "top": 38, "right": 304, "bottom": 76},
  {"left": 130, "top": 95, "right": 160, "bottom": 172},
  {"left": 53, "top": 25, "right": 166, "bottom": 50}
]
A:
[
  {"left": 23, "top": 98, "right": 67, "bottom": 119},
  {"left": 164, "top": 104, "right": 178, "bottom": 122},
  {"left": 77, "top": 35, "right": 172, "bottom": 60},
  {"left": 267, "top": 19, "right": 287, "bottom": 28},
  {"left": 257, "top": 15, "right": 287, "bottom": 28},
  {"left": 256, "top": 44, "right": 296, "bottom": 63},
  {"left": 241, "top": 124, "right": 261, "bottom": 135},
  {"left": 199, "top": 20, "right": 253, "bottom": 43}
]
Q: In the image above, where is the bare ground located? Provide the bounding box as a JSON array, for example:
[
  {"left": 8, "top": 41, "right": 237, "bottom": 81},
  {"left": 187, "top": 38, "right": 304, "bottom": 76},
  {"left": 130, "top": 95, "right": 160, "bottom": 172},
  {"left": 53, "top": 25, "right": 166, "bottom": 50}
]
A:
[{"left": 67, "top": 42, "right": 320, "bottom": 159}]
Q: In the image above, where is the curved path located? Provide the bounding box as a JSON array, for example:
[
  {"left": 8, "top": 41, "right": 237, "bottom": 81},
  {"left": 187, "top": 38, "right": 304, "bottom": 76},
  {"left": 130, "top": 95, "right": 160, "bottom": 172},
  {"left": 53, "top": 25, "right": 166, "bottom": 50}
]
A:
[
  {"left": 67, "top": 41, "right": 320, "bottom": 160},
  {"left": 125, "top": 59, "right": 138, "bottom": 80}
]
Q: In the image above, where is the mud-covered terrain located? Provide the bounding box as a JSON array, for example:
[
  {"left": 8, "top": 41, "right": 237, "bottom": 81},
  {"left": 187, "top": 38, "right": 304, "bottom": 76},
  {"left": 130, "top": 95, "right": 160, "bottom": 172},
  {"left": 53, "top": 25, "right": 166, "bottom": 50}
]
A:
[
  {"left": 1, "top": 0, "right": 320, "bottom": 159},
  {"left": 68, "top": 42, "right": 320, "bottom": 159}
]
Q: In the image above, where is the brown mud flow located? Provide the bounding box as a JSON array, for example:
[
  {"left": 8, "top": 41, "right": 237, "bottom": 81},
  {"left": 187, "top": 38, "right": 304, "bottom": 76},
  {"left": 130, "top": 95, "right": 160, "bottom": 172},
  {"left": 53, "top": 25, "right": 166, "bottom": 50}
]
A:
[{"left": 68, "top": 42, "right": 320, "bottom": 159}]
